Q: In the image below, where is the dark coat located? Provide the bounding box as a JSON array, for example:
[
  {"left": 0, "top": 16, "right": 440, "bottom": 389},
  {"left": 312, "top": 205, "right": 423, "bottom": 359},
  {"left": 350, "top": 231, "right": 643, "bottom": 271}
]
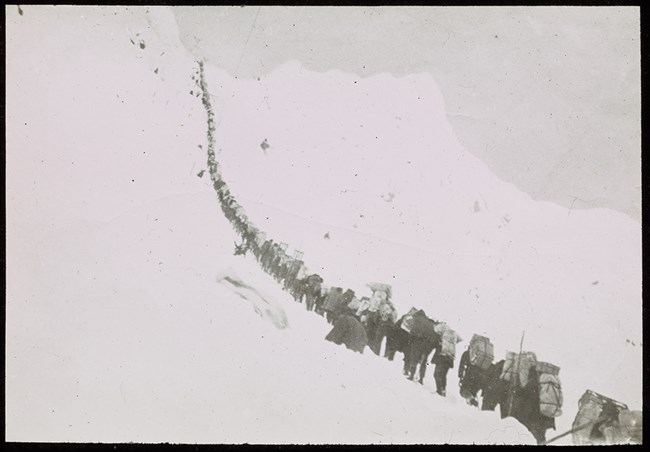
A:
[
  {"left": 409, "top": 310, "right": 439, "bottom": 342},
  {"left": 482, "top": 361, "right": 556, "bottom": 444},
  {"left": 501, "top": 368, "right": 556, "bottom": 444},
  {"left": 459, "top": 349, "right": 485, "bottom": 397},
  {"left": 323, "top": 289, "right": 345, "bottom": 314},
  {"left": 383, "top": 316, "right": 412, "bottom": 360},
  {"left": 325, "top": 314, "right": 368, "bottom": 353},
  {"left": 431, "top": 348, "right": 455, "bottom": 369}
]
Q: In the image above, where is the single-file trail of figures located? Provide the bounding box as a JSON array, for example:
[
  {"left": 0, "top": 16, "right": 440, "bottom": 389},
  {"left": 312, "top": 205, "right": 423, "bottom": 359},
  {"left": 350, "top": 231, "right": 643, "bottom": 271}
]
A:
[{"left": 195, "top": 61, "right": 641, "bottom": 446}]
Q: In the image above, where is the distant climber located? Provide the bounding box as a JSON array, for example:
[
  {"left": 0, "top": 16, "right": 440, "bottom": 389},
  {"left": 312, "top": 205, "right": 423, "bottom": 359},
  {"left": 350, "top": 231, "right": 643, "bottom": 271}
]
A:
[
  {"left": 233, "top": 239, "right": 249, "bottom": 256},
  {"left": 304, "top": 274, "right": 324, "bottom": 311},
  {"left": 431, "top": 324, "right": 461, "bottom": 396}
]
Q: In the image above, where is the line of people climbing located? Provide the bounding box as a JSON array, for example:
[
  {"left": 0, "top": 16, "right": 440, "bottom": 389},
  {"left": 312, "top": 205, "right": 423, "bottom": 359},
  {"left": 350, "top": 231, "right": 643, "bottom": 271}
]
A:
[
  {"left": 215, "top": 176, "right": 641, "bottom": 446},
  {"left": 194, "top": 61, "right": 641, "bottom": 446}
]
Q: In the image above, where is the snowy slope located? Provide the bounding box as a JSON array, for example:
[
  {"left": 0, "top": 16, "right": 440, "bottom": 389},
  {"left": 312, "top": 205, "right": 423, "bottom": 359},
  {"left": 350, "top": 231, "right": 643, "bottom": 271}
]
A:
[
  {"left": 200, "top": 29, "right": 642, "bottom": 443},
  {"left": 5, "top": 5, "right": 640, "bottom": 444},
  {"left": 6, "top": 189, "right": 534, "bottom": 444}
]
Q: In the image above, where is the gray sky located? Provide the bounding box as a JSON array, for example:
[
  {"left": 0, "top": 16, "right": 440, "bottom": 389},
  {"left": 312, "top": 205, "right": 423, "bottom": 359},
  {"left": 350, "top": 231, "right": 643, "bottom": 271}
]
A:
[{"left": 171, "top": 6, "right": 640, "bottom": 221}]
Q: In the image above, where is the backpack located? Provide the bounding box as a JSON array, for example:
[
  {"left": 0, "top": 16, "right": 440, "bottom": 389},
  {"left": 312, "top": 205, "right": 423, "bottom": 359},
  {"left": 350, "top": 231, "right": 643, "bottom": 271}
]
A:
[
  {"left": 500, "top": 351, "right": 537, "bottom": 387},
  {"left": 535, "top": 361, "right": 560, "bottom": 376},
  {"left": 367, "top": 282, "right": 392, "bottom": 299},
  {"left": 379, "top": 302, "right": 397, "bottom": 323},
  {"left": 538, "top": 372, "right": 563, "bottom": 418},
  {"left": 400, "top": 307, "right": 420, "bottom": 333},
  {"left": 433, "top": 322, "right": 449, "bottom": 335},
  {"left": 410, "top": 312, "right": 437, "bottom": 341},
  {"left": 572, "top": 390, "right": 629, "bottom": 445},
  {"left": 469, "top": 334, "right": 494, "bottom": 370},
  {"left": 440, "top": 329, "right": 461, "bottom": 359}
]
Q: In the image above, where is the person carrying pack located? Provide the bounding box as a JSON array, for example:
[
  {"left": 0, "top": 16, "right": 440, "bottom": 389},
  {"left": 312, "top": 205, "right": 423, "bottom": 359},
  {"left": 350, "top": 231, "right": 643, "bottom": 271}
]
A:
[
  {"left": 304, "top": 274, "right": 324, "bottom": 311},
  {"left": 323, "top": 287, "right": 345, "bottom": 324},
  {"left": 458, "top": 335, "right": 493, "bottom": 407},
  {"left": 372, "top": 301, "right": 398, "bottom": 356},
  {"left": 437, "top": 325, "right": 462, "bottom": 361},
  {"left": 571, "top": 390, "right": 633, "bottom": 445},
  {"left": 431, "top": 323, "right": 462, "bottom": 396},
  {"left": 458, "top": 347, "right": 481, "bottom": 407},
  {"left": 469, "top": 334, "right": 494, "bottom": 370}
]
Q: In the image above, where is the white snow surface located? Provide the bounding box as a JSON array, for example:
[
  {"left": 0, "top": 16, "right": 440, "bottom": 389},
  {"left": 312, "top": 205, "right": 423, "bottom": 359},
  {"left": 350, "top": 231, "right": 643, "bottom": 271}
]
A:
[{"left": 6, "top": 5, "right": 641, "bottom": 444}]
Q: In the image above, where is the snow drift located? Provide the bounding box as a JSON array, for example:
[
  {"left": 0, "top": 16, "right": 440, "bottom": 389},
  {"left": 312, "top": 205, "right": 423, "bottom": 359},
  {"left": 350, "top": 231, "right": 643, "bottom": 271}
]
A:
[{"left": 217, "top": 269, "right": 289, "bottom": 329}]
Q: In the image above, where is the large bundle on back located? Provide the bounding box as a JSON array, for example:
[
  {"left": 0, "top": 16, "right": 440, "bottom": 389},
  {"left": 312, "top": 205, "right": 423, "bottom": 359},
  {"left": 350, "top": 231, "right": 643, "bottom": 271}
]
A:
[
  {"left": 378, "top": 301, "right": 398, "bottom": 323},
  {"left": 571, "top": 390, "right": 631, "bottom": 445},
  {"left": 440, "top": 329, "right": 462, "bottom": 359},
  {"left": 368, "top": 290, "right": 386, "bottom": 311},
  {"left": 367, "top": 282, "right": 392, "bottom": 300},
  {"left": 434, "top": 322, "right": 462, "bottom": 359},
  {"left": 347, "top": 297, "right": 363, "bottom": 312},
  {"left": 499, "top": 351, "right": 538, "bottom": 387},
  {"left": 469, "top": 334, "right": 494, "bottom": 370},
  {"left": 366, "top": 283, "right": 396, "bottom": 323},
  {"left": 535, "top": 361, "right": 563, "bottom": 418},
  {"left": 409, "top": 311, "right": 438, "bottom": 342},
  {"left": 400, "top": 307, "right": 420, "bottom": 333}
]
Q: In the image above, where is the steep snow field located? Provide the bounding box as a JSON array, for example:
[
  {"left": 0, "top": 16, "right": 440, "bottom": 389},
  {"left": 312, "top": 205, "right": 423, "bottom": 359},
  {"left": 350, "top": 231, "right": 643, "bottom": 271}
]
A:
[
  {"left": 6, "top": 5, "right": 641, "bottom": 444},
  {"left": 204, "top": 30, "right": 642, "bottom": 444},
  {"left": 9, "top": 189, "right": 537, "bottom": 444}
]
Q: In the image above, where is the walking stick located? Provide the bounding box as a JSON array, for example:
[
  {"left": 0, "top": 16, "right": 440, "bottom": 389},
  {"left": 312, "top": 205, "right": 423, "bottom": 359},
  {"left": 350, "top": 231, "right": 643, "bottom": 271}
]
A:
[
  {"left": 541, "top": 412, "right": 614, "bottom": 445},
  {"left": 540, "top": 420, "right": 594, "bottom": 445},
  {"left": 507, "top": 330, "right": 525, "bottom": 417}
]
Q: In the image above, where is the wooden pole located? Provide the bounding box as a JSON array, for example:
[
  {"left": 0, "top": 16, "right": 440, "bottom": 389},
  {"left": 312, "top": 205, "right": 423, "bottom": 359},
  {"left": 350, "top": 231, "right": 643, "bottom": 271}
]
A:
[
  {"left": 542, "top": 411, "right": 614, "bottom": 445},
  {"left": 541, "top": 420, "right": 594, "bottom": 445},
  {"left": 507, "top": 330, "right": 525, "bottom": 417}
]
